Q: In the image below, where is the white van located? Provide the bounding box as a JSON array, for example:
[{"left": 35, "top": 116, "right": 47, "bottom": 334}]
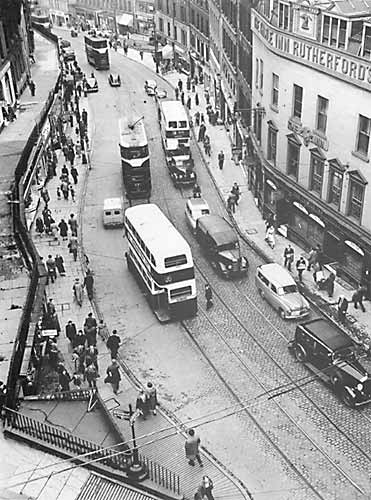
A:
[
  {"left": 103, "top": 198, "right": 124, "bottom": 228},
  {"left": 255, "top": 262, "right": 310, "bottom": 319}
]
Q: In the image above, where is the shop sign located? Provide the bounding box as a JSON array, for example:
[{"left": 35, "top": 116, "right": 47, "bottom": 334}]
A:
[
  {"left": 252, "top": 11, "right": 371, "bottom": 91},
  {"left": 288, "top": 118, "right": 329, "bottom": 151}
]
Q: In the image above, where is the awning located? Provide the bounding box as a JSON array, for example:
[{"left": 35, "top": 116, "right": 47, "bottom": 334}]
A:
[
  {"left": 161, "top": 44, "right": 173, "bottom": 59},
  {"left": 116, "top": 13, "right": 133, "bottom": 26},
  {"left": 345, "top": 240, "right": 364, "bottom": 256},
  {"left": 293, "top": 201, "right": 308, "bottom": 215}
]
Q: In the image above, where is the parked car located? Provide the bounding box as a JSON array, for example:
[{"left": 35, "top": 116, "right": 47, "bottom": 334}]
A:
[
  {"left": 63, "top": 48, "right": 76, "bottom": 62},
  {"left": 289, "top": 318, "right": 371, "bottom": 408},
  {"left": 196, "top": 215, "right": 248, "bottom": 278},
  {"left": 108, "top": 73, "right": 121, "bottom": 87},
  {"left": 155, "top": 88, "right": 167, "bottom": 99},
  {"left": 70, "top": 29, "right": 78, "bottom": 38},
  {"left": 255, "top": 263, "right": 310, "bottom": 319},
  {"left": 59, "top": 38, "right": 71, "bottom": 48},
  {"left": 144, "top": 79, "right": 157, "bottom": 95},
  {"left": 85, "top": 77, "right": 98, "bottom": 93},
  {"left": 185, "top": 197, "right": 210, "bottom": 233}
]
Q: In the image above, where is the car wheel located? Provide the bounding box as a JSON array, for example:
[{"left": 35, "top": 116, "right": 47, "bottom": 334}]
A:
[
  {"left": 294, "top": 344, "right": 307, "bottom": 362},
  {"left": 341, "top": 387, "right": 356, "bottom": 409},
  {"left": 279, "top": 308, "right": 286, "bottom": 320}
]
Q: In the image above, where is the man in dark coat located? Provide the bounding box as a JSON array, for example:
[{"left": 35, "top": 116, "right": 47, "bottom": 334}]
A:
[
  {"left": 84, "top": 271, "right": 94, "bottom": 300},
  {"left": 107, "top": 330, "right": 121, "bottom": 359},
  {"left": 65, "top": 320, "right": 77, "bottom": 344},
  {"left": 106, "top": 359, "right": 121, "bottom": 394},
  {"left": 185, "top": 428, "right": 203, "bottom": 466}
]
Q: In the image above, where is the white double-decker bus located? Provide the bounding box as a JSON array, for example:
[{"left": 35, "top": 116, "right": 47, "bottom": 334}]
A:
[
  {"left": 158, "top": 100, "right": 196, "bottom": 187},
  {"left": 125, "top": 204, "right": 197, "bottom": 321}
]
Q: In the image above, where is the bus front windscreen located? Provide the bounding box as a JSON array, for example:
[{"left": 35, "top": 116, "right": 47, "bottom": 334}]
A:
[
  {"left": 121, "top": 145, "right": 149, "bottom": 159},
  {"left": 92, "top": 39, "right": 108, "bottom": 49},
  {"left": 166, "top": 130, "right": 190, "bottom": 139}
]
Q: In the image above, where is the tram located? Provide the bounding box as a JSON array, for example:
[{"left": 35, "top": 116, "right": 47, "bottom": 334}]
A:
[
  {"left": 84, "top": 34, "right": 110, "bottom": 70},
  {"left": 119, "top": 117, "right": 151, "bottom": 203},
  {"left": 124, "top": 204, "right": 197, "bottom": 322}
]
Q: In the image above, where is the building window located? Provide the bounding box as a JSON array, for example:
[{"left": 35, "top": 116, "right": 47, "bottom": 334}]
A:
[
  {"left": 309, "top": 152, "right": 324, "bottom": 195},
  {"left": 174, "top": 25, "right": 177, "bottom": 40},
  {"left": 271, "top": 73, "right": 279, "bottom": 108},
  {"left": 181, "top": 29, "right": 186, "bottom": 45},
  {"left": 255, "top": 58, "right": 259, "bottom": 88},
  {"left": 327, "top": 168, "right": 343, "bottom": 208},
  {"left": 322, "top": 15, "right": 347, "bottom": 49},
  {"left": 362, "top": 25, "right": 371, "bottom": 58},
  {"left": 293, "top": 84, "right": 303, "bottom": 120},
  {"left": 347, "top": 179, "right": 365, "bottom": 222},
  {"left": 287, "top": 138, "right": 300, "bottom": 180},
  {"left": 267, "top": 123, "right": 277, "bottom": 164},
  {"left": 259, "top": 59, "right": 263, "bottom": 90},
  {"left": 278, "top": 2, "right": 290, "bottom": 30},
  {"left": 159, "top": 17, "right": 164, "bottom": 32},
  {"left": 316, "top": 96, "right": 328, "bottom": 134},
  {"left": 356, "top": 114, "right": 371, "bottom": 156},
  {"left": 167, "top": 22, "right": 171, "bottom": 36},
  {"left": 254, "top": 109, "right": 262, "bottom": 143}
]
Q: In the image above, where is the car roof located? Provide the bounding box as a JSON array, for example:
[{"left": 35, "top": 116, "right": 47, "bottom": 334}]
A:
[
  {"left": 197, "top": 215, "right": 237, "bottom": 246},
  {"left": 257, "top": 263, "right": 296, "bottom": 287},
  {"left": 299, "top": 318, "right": 354, "bottom": 351},
  {"left": 104, "top": 197, "right": 122, "bottom": 210},
  {"left": 187, "top": 198, "right": 209, "bottom": 210}
]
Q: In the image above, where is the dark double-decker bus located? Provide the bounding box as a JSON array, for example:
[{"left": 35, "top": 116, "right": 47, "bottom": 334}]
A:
[
  {"left": 84, "top": 34, "right": 109, "bottom": 69},
  {"left": 119, "top": 117, "right": 151, "bottom": 204}
]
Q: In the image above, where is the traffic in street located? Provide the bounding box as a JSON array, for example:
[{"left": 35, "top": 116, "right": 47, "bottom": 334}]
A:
[{"left": 58, "top": 28, "right": 371, "bottom": 499}]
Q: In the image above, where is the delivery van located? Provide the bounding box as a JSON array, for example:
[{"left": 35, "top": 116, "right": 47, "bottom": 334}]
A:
[{"left": 103, "top": 198, "right": 124, "bottom": 228}]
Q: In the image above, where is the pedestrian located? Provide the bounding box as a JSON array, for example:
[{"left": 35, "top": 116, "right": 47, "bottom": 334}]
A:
[
  {"left": 307, "top": 247, "right": 317, "bottom": 271},
  {"left": 61, "top": 180, "right": 69, "bottom": 200},
  {"left": 56, "top": 187, "right": 62, "bottom": 200},
  {"left": 181, "top": 91, "right": 185, "bottom": 105},
  {"left": 85, "top": 345, "right": 98, "bottom": 371},
  {"left": 46, "top": 254, "right": 57, "bottom": 284},
  {"left": 105, "top": 359, "right": 121, "bottom": 395},
  {"left": 73, "top": 278, "right": 83, "bottom": 306},
  {"left": 353, "top": 283, "right": 367, "bottom": 312},
  {"left": 218, "top": 150, "right": 225, "bottom": 170},
  {"left": 69, "top": 113, "right": 74, "bottom": 128},
  {"left": 58, "top": 218, "right": 68, "bottom": 240},
  {"left": 35, "top": 216, "right": 44, "bottom": 236},
  {"left": 296, "top": 256, "right": 306, "bottom": 282},
  {"left": 186, "top": 76, "right": 191, "bottom": 91},
  {"left": 198, "top": 123, "right": 206, "bottom": 142},
  {"left": 65, "top": 320, "right": 77, "bottom": 345},
  {"left": 187, "top": 96, "right": 191, "bottom": 110},
  {"left": 84, "top": 312, "right": 97, "bottom": 346},
  {"left": 68, "top": 235, "right": 78, "bottom": 261},
  {"left": 337, "top": 295, "right": 349, "bottom": 323},
  {"left": 283, "top": 244, "right": 294, "bottom": 272},
  {"left": 265, "top": 224, "right": 275, "bottom": 249},
  {"left": 204, "top": 88, "right": 210, "bottom": 105},
  {"left": 185, "top": 428, "right": 203, "bottom": 467},
  {"left": 194, "top": 111, "right": 200, "bottom": 127},
  {"left": 178, "top": 79, "right": 183, "bottom": 92},
  {"left": 69, "top": 185, "right": 75, "bottom": 202},
  {"left": 227, "top": 193, "right": 237, "bottom": 214},
  {"left": 203, "top": 134, "right": 211, "bottom": 156},
  {"left": 84, "top": 362, "right": 98, "bottom": 389},
  {"left": 41, "top": 187, "right": 50, "bottom": 206},
  {"left": 136, "top": 389, "right": 150, "bottom": 419},
  {"left": 55, "top": 254, "right": 66, "bottom": 276},
  {"left": 205, "top": 283, "right": 213, "bottom": 310},
  {"left": 199, "top": 476, "right": 214, "bottom": 500},
  {"left": 75, "top": 140, "right": 82, "bottom": 157},
  {"left": 59, "top": 367, "right": 71, "bottom": 392},
  {"left": 231, "top": 182, "right": 240, "bottom": 205},
  {"left": 107, "top": 329, "right": 121, "bottom": 359},
  {"left": 70, "top": 166, "right": 78, "bottom": 184},
  {"left": 175, "top": 86, "right": 179, "bottom": 100},
  {"left": 73, "top": 329, "right": 86, "bottom": 349},
  {"left": 68, "top": 213, "right": 78, "bottom": 236},
  {"left": 146, "top": 381, "right": 158, "bottom": 415},
  {"left": 325, "top": 272, "right": 336, "bottom": 298},
  {"left": 61, "top": 163, "right": 69, "bottom": 178},
  {"left": 139, "top": 50, "right": 144, "bottom": 60},
  {"left": 312, "top": 261, "right": 323, "bottom": 284},
  {"left": 46, "top": 298, "right": 56, "bottom": 318},
  {"left": 84, "top": 270, "right": 94, "bottom": 300},
  {"left": 29, "top": 79, "right": 36, "bottom": 97},
  {"left": 195, "top": 93, "right": 199, "bottom": 106}
]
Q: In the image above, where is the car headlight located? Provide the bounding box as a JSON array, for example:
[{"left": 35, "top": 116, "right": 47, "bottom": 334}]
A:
[
  {"left": 357, "top": 383, "right": 363, "bottom": 391},
  {"left": 190, "top": 172, "right": 195, "bottom": 178},
  {"left": 227, "top": 264, "right": 232, "bottom": 270}
]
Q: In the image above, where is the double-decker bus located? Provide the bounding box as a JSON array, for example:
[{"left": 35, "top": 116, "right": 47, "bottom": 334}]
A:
[
  {"left": 158, "top": 100, "right": 196, "bottom": 187},
  {"left": 31, "top": 12, "right": 50, "bottom": 29},
  {"left": 119, "top": 117, "right": 151, "bottom": 203},
  {"left": 125, "top": 204, "right": 197, "bottom": 321},
  {"left": 84, "top": 34, "right": 109, "bottom": 69}
]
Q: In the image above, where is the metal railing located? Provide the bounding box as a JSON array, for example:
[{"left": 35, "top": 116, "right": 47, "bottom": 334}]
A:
[{"left": 140, "top": 454, "right": 180, "bottom": 495}]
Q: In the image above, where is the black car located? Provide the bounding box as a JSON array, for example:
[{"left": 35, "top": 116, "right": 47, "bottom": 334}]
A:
[
  {"left": 108, "top": 73, "right": 121, "bottom": 87},
  {"left": 289, "top": 318, "right": 371, "bottom": 408},
  {"left": 167, "top": 156, "right": 196, "bottom": 187},
  {"left": 195, "top": 215, "right": 248, "bottom": 278},
  {"left": 71, "top": 29, "right": 78, "bottom": 38},
  {"left": 63, "top": 48, "right": 76, "bottom": 62},
  {"left": 59, "top": 38, "right": 71, "bottom": 48}
]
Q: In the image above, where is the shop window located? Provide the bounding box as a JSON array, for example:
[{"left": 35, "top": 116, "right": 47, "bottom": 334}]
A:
[
  {"left": 309, "top": 152, "right": 324, "bottom": 195},
  {"left": 293, "top": 84, "right": 303, "bottom": 120},
  {"left": 278, "top": 2, "right": 290, "bottom": 30},
  {"left": 316, "top": 95, "right": 328, "bottom": 134},
  {"left": 362, "top": 25, "right": 371, "bottom": 57},
  {"left": 287, "top": 137, "right": 300, "bottom": 180},
  {"left": 347, "top": 174, "right": 366, "bottom": 223},
  {"left": 327, "top": 168, "right": 343, "bottom": 208},
  {"left": 271, "top": 73, "right": 279, "bottom": 108},
  {"left": 356, "top": 114, "right": 370, "bottom": 157},
  {"left": 267, "top": 122, "right": 277, "bottom": 165},
  {"left": 322, "top": 16, "right": 347, "bottom": 49}
]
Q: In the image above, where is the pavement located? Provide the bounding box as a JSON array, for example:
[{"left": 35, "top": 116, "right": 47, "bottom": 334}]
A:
[
  {"left": 121, "top": 44, "right": 371, "bottom": 349},
  {"left": 2, "top": 29, "right": 371, "bottom": 500}
]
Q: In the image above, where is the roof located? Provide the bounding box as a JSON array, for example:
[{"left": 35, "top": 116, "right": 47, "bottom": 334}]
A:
[
  {"left": 116, "top": 13, "right": 133, "bottom": 26},
  {"left": 257, "top": 263, "right": 296, "bottom": 287},
  {"left": 104, "top": 198, "right": 122, "bottom": 209},
  {"left": 160, "top": 100, "right": 188, "bottom": 123},
  {"left": 119, "top": 117, "right": 147, "bottom": 148},
  {"left": 187, "top": 197, "right": 209, "bottom": 209},
  {"left": 197, "top": 215, "right": 237, "bottom": 246},
  {"left": 300, "top": 318, "right": 354, "bottom": 351},
  {"left": 125, "top": 204, "right": 192, "bottom": 262},
  {"left": 77, "top": 474, "right": 163, "bottom": 500}
]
